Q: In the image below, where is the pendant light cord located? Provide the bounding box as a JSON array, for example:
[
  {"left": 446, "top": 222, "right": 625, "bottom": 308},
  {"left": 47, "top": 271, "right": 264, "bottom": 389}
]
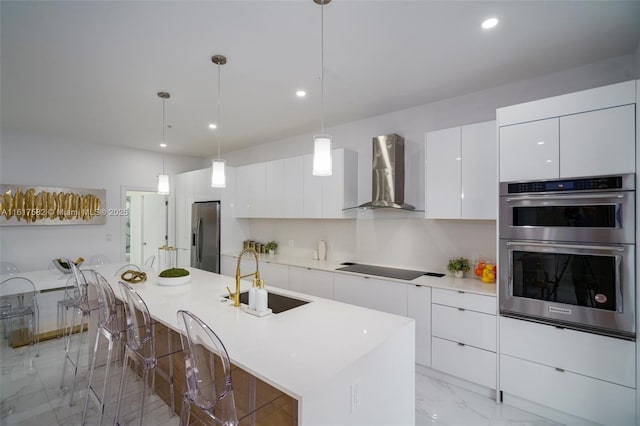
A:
[
  {"left": 161, "top": 98, "right": 166, "bottom": 174},
  {"left": 320, "top": 2, "right": 325, "bottom": 134},
  {"left": 217, "top": 63, "right": 222, "bottom": 160}
]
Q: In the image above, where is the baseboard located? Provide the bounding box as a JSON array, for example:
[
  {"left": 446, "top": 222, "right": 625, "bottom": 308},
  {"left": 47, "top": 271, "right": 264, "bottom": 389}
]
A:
[
  {"left": 502, "top": 393, "right": 600, "bottom": 426},
  {"left": 416, "top": 364, "right": 496, "bottom": 400}
]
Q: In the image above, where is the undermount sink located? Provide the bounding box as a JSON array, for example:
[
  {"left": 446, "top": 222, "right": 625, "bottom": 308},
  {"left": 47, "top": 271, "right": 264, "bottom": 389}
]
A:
[{"left": 226, "top": 291, "right": 310, "bottom": 314}]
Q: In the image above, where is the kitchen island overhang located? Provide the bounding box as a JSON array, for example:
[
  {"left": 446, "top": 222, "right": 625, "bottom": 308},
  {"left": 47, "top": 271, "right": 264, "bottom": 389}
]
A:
[{"left": 111, "top": 266, "right": 415, "bottom": 425}]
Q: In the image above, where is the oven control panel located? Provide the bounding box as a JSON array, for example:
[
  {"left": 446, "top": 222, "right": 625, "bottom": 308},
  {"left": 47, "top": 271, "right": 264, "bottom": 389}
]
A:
[{"left": 506, "top": 176, "right": 625, "bottom": 194}]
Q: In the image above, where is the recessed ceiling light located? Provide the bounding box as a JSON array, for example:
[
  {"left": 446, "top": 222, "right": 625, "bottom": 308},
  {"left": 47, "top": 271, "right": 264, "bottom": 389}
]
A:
[
  {"left": 208, "top": 123, "right": 217, "bottom": 129},
  {"left": 481, "top": 17, "right": 499, "bottom": 29},
  {"left": 296, "top": 90, "right": 306, "bottom": 98},
  {"left": 160, "top": 143, "right": 167, "bottom": 148},
  {"left": 537, "top": 141, "right": 545, "bottom": 145}
]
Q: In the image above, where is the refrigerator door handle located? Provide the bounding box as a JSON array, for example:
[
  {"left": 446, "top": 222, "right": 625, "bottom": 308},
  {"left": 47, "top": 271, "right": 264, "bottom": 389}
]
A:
[{"left": 197, "top": 217, "right": 203, "bottom": 264}]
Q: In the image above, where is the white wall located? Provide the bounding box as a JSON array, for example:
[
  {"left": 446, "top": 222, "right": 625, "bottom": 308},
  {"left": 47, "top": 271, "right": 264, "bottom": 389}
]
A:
[
  {"left": 226, "top": 54, "right": 638, "bottom": 272},
  {"left": 0, "top": 131, "right": 207, "bottom": 272}
]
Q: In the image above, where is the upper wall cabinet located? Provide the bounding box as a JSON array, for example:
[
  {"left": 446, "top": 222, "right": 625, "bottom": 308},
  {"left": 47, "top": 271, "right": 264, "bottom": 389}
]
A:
[
  {"left": 497, "top": 80, "right": 636, "bottom": 182},
  {"left": 235, "top": 162, "right": 266, "bottom": 217},
  {"left": 425, "top": 120, "right": 496, "bottom": 220},
  {"left": 559, "top": 105, "right": 635, "bottom": 178},
  {"left": 235, "top": 149, "right": 357, "bottom": 219},
  {"left": 499, "top": 118, "right": 559, "bottom": 182}
]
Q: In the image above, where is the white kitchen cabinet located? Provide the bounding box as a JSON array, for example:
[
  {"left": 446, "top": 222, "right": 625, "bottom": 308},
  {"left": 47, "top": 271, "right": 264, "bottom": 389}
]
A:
[
  {"left": 220, "top": 254, "right": 236, "bottom": 277},
  {"left": 560, "top": 104, "right": 635, "bottom": 178},
  {"left": 283, "top": 156, "right": 303, "bottom": 218},
  {"left": 431, "top": 288, "right": 496, "bottom": 314},
  {"left": 260, "top": 261, "right": 290, "bottom": 290},
  {"left": 425, "top": 127, "right": 461, "bottom": 219},
  {"left": 235, "top": 163, "right": 266, "bottom": 218},
  {"left": 333, "top": 273, "right": 408, "bottom": 316},
  {"left": 498, "top": 81, "right": 637, "bottom": 182},
  {"left": 499, "top": 316, "right": 637, "bottom": 425},
  {"left": 499, "top": 118, "right": 559, "bottom": 182},
  {"left": 321, "top": 149, "right": 358, "bottom": 218},
  {"left": 302, "top": 154, "right": 322, "bottom": 218},
  {"left": 425, "top": 121, "right": 496, "bottom": 219},
  {"left": 432, "top": 337, "right": 496, "bottom": 389},
  {"left": 430, "top": 288, "right": 497, "bottom": 390},
  {"left": 175, "top": 171, "right": 195, "bottom": 267},
  {"left": 500, "top": 316, "right": 635, "bottom": 388},
  {"left": 265, "top": 159, "right": 284, "bottom": 218},
  {"left": 193, "top": 167, "right": 220, "bottom": 202},
  {"left": 407, "top": 285, "right": 431, "bottom": 366},
  {"left": 288, "top": 266, "right": 334, "bottom": 299},
  {"left": 501, "top": 354, "right": 635, "bottom": 425},
  {"left": 461, "top": 121, "right": 496, "bottom": 219}
]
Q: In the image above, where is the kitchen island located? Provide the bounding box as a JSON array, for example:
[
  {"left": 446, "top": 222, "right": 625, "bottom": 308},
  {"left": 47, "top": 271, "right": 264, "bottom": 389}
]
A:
[{"left": 108, "top": 266, "right": 415, "bottom": 425}]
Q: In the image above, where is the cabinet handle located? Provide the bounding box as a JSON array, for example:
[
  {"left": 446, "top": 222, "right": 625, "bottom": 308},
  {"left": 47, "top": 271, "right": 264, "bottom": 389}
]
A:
[
  {"left": 458, "top": 307, "right": 465, "bottom": 311},
  {"left": 457, "top": 291, "right": 465, "bottom": 294},
  {"left": 364, "top": 276, "right": 370, "bottom": 279},
  {"left": 554, "top": 326, "right": 565, "bottom": 330},
  {"left": 457, "top": 342, "right": 465, "bottom": 347},
  {"left": 555, "top": 367, "right": 565, "bottom": 373}
]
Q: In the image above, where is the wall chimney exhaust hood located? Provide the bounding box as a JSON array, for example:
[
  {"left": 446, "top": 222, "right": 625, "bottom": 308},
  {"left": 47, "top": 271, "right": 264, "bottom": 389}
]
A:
[{"left": 358, "top": 133, "right": 415, "bottom": 210}]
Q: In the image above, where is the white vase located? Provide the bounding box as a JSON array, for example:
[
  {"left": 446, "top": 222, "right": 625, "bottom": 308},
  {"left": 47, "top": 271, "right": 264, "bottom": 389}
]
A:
[
  {"left": 454, "top": 270, "right": 464, "bottom": 278},
  {"left": 318, "top": 240, "right": 327, "bottom": 261},
  {"left": 269, "top": 250, "right": 275, "bottom": 256}
]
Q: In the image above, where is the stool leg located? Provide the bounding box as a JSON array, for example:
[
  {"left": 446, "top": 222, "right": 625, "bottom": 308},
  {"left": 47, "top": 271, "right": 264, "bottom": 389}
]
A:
[
  {"left": 69, "top": 312, "right": 88, "bottom": 406},
  {"left": 115, "top": 349, "right": 131, "bottom": 426},
  {"left": 82, "top": 330, "right": 101, "bottom": 425},
  {"left": 179, "top": 394, "right": 190, "bottom": 426}
]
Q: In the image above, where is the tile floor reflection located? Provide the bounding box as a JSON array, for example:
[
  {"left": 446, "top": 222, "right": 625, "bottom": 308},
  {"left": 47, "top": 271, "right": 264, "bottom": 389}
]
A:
[{"left": 2, "top": 338, "right": 572, "bottom": 425}]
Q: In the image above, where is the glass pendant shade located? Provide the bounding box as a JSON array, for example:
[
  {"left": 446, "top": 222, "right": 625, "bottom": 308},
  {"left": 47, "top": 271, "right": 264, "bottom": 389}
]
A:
[
  {"left": 211, "top": 159, "right": 226, "bottom": 188},
  {"left": 157, "top": 174, "right": 170, "bottom": 195},
  {"left": 312, "top": 134, "right": 332, "bottom": 176}
]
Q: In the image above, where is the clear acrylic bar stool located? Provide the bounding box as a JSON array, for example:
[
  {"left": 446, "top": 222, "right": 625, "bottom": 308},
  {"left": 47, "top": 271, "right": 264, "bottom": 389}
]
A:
[
  {"left": 177, "top": 310, "right": 238, "bottom": 426},
  {"left": 116, "top": 281, "right": 178, "bottom": 426},
  {"left": 81, "top": 271, "right": 124, "bottom": 426},
  {"left": 59, "top": 261, "right": 100, "bottom": 405},
  {"left": 0, "top": 276, "right": 39, "bottom": 356}
]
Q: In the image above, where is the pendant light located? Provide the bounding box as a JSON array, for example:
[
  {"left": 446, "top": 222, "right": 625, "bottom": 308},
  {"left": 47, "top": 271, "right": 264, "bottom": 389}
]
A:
[
  {"left": 157, "top": 91, "right": 170, "bottom": 195},
  {"left": 312, "top": 0, "right": 332, "bottom": 176},
  {"left": 211, "top": 54, "right": 227, "bottom": 188}
]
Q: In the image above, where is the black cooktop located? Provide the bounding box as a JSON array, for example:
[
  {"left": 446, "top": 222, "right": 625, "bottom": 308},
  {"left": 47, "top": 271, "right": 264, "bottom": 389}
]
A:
[{"left": 335, "top": 263, "right": 444, "bottom": 281}]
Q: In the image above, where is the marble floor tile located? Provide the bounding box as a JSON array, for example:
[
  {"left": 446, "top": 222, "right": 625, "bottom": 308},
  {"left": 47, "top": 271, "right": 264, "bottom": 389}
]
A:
[{"left": 1, "top": 335, "right": 577, "bottom": 426}]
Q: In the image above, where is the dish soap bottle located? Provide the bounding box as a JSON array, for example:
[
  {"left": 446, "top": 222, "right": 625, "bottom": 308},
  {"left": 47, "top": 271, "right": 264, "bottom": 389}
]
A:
[
  {"left": 249, "top": 278, "right": 258, "bottom": 310},
  {"left": 255, "top": 279, "right": 268, "bottom": 312}
]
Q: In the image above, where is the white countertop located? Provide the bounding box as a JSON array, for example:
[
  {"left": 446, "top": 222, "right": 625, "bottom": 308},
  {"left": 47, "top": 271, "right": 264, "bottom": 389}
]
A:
[
  {"left": 99, "top": 264, "right": 414, "bottom": 401},
  {"left": 222, "top": 252, "right": 496, "bottom": 297}
]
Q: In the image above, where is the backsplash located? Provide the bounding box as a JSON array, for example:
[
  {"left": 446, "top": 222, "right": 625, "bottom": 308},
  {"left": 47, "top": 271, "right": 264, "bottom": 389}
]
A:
[{"left": 246, "top": 218, "right": 496, "bottom": 274}]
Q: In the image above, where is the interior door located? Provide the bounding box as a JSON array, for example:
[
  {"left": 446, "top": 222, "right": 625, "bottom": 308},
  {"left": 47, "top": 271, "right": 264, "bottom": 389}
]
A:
[{"left": 142, "top": 194, "right": 167, "bottom": 265}]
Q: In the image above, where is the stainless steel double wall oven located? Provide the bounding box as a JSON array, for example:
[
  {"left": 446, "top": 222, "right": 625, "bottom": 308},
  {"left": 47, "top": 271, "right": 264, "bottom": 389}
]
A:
[{"left": 499, "top": 174, "right": 635, "bottom": 339}]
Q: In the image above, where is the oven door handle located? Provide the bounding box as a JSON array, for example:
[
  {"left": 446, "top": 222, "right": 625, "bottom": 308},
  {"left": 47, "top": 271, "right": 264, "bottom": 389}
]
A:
[
  {"left": 505, "top": 193, "right": 625, "bottom": 202},
  {"left": 506, "top": 241, "right": 626, "bottom": 252}
]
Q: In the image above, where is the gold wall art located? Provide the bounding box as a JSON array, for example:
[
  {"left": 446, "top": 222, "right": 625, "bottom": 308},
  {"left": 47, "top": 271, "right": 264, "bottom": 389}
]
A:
[{"left": 0, "top": 185, "right": 107, "bottom": 226}]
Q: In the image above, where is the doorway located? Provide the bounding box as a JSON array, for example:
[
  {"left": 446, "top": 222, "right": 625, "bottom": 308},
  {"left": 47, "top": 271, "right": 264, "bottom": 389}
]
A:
[{"left": 126, "top": 191, "right": 168, "bottom": 265}]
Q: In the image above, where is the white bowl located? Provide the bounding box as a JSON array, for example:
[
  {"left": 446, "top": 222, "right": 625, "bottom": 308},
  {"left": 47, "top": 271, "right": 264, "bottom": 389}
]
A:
[{"left": 157, "top": 274, "right": 190, "bottom": 286}]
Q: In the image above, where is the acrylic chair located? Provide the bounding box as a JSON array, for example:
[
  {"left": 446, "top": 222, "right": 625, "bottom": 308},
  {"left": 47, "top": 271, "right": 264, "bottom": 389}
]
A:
[
  {"left": 144, "top": 255, "right": 156, "bottom": 269},
  {"left": 0, "top": 276, "right": 39, "bottom": 356},
  {"left": 116, "top": 281, "right": 177, "bottom": 426},
  {"left": 59, "top": 261, "right": 100, "bottom": 405},
  {"left": 177, "top": 310, "right": 238, "bottom": 426},
  {"left": 0, "top": 262, "right": 20, "bottom": 276},
  {"left": 81, "top": 271, "right": 124, "bottom": 426}
]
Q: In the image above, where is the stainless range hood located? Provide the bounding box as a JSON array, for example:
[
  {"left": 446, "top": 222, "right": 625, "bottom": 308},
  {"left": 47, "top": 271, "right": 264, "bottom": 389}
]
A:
[{"left": 358, "top": 133, "right": 415, "bottom": 210}]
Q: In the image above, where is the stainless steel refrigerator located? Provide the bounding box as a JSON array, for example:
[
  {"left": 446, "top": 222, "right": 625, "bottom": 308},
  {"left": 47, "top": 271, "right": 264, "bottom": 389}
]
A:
[{"left": 191, "top": 201, "right": 220, "bottom": 273}]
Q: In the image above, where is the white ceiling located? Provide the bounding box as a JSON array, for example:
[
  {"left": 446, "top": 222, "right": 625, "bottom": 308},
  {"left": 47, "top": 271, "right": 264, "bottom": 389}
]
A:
[{"left": 2, "top": 1, "right": 640, "bottom": 158}]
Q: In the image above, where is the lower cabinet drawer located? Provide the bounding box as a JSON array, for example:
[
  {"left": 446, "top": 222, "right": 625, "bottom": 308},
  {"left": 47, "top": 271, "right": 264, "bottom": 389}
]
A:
[
  {"left": 432, "top": 337, "right": 496, "bottom": 389},
  {"left": 432, "top": 304, "right": 496, "bottom": 351},
  {"left": 500, "top": 316, "right": 635, "bottom": 387},
  {"left": 500, "top": 354, "right": 636, "bottom": 425}
]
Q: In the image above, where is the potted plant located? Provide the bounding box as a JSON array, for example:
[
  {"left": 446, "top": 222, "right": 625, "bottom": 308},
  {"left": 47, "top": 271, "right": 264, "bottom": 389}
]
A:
[
  {"left": 447, "top": 257, "right": 470, "bottom": 278},
  {"left": 265, "top": 241, "right": 278, "bottom": 255}
]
